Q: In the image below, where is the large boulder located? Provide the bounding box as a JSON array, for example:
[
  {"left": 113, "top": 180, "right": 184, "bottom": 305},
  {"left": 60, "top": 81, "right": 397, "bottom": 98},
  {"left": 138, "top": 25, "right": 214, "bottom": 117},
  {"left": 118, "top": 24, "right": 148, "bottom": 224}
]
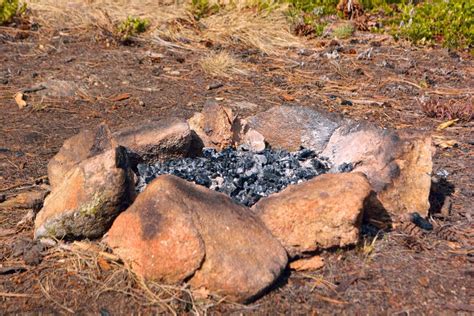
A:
[
  {"left": 106, "top": 175, "right": 287, "bottom": 303},
  {"left": 113, "top": 117, "right": 196, "bottom": 166},
  {"left": 253, "top": 173, "right": 371, "bottom": 257},
  {"left": 321, "top": 123, "right": 433, "bottom": 216},
  {"left": 35, "top": 146, "right": 135, "bottom": 240},
  {"left": 246, "top": 106, "right": 342, "bottom": 152},
  {"left": 188, "top": 102, "right": 242, "bottom": 150},
  {"left": 47, "top": 123, "right": 115, "bottom": 189}
]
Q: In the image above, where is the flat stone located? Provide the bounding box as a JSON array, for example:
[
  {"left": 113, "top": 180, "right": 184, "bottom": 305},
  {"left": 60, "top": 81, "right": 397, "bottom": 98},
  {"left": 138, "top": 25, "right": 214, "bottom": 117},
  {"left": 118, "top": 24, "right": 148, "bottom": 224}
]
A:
[
  {"left": 246, "top": 106, "right": 342, "bottom": 152},
  {"left": 289, "top": 256, "right": 325, "bottom": 271},
  {"left": 35, "top": 147, "right": 135, "bottom": 240},
  {"left": 114, "top": 117, "right": 195, "bottom": 166},
  {"left": 38, "top": 79, "right": 80, "bottom": 97},
  {"left": 322, "top": 123, "right": 433, "bottom": 216},
  {"left": 106, "top": 175, "right": 287, "bottom": 303},
  {"left": 0, "top": 190, "right": 49, "bottom": 211},
  {"left": 253, "top": 172, "right": 371, "bottom": 257}
]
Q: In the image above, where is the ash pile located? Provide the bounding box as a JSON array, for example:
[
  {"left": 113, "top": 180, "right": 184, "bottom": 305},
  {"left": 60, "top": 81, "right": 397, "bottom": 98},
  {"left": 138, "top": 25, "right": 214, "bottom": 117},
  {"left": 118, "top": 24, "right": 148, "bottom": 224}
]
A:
[{"left": 137, "top": 148, "right": 352, "bottom": 206}]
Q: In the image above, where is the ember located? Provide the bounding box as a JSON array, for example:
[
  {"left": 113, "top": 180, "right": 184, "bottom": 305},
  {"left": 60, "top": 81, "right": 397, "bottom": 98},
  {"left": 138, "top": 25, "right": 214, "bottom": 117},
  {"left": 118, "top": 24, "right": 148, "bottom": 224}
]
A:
[{"left": 137, "top": 148, "right": 351, "bottom": 206}]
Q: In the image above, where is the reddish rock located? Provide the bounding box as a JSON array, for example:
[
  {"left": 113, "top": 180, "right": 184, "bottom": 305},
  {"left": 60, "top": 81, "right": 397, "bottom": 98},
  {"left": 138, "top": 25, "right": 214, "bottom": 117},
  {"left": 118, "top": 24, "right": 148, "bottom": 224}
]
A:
[
  {"left": 106, "top": 175, "right": 287, "bottom": 303},
  {"left": 47, "top": 123, "right": 115, "bottom": 189},
  {"left": 48, "top": 119, "right": 196, "bottom": 190},
  {"left": 322, "top": 123, "right": 433, "bottom": 216},
  {"left": 35, "top": 147, "right": 135, "bottom": 240},
  {"left": 114, "top": 117, "right": 195, "bottom": 165},
  {"left": 253, "top": 173, "right": 371, "bottom": 257},
  {"left": 188, "top": 102, "right": 241, "bottom": 150},
  {"left": 0, "top": 190, "right": 49, "bottom": 211},
  {"left": 246, "top": 106, "right": 342, "bottom": 152},
  {"left": 289, "top": 256, "right": 325, "bottom": 271}
]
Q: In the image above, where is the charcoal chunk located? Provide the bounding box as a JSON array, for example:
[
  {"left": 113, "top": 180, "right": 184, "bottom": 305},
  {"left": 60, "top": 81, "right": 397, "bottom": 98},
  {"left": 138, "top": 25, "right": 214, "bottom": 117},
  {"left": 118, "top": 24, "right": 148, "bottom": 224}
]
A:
[{"left": 136, "top": 147, "right": 332, "bottom": 206}]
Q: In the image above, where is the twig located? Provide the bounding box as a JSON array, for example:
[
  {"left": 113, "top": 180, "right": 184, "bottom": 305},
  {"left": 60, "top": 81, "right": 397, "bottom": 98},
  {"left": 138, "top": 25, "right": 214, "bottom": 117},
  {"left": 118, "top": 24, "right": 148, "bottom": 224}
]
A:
[
  {"left": 314, "top": 293, "right": 348, "bottom": 305},
  {"left": 0, "top": 292, "right": 39, "bottom": 298}
]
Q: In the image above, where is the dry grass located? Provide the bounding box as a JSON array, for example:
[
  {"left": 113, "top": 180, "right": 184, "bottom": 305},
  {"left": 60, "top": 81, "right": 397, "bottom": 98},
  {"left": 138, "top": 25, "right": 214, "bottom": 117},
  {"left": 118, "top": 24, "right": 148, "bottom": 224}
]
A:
[
  {"left": 201, "top": 8, "right": 301, "bottom": 55},
  {"left": 37, "top": 240, "right": 232, "bottom": 314},
  {"left": 25, "top": 0, "right": 302, "bottom": 54},
  {"left": 25, "top": 0, "right": 188, "bottom": 37},
  {"left": 199, "top": 51, "right": 248, "bottom": 77}
]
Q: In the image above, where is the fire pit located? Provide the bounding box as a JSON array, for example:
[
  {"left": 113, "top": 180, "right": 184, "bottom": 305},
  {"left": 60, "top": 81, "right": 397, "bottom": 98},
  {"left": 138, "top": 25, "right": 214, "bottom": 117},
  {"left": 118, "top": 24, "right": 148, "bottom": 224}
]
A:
[
  {"left": 33, "top": 104, "right": 433, "bottom": 303},
  {"left": 137, "top": 147, "right": 343, "bottom": 206}
]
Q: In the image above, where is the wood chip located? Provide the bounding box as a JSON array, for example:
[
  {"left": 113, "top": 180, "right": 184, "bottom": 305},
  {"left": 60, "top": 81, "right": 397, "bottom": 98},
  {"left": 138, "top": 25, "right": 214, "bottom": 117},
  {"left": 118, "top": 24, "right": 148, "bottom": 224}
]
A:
[
  {"left": 436, "top": 118, "right": 459, "bottom": 131},
  {"left": 97, "top": 257, "right": 111, "bottom": 271},
  {"left": 108, "top": 93, "right": 131, "bottom": 102},
  {"left": 14, "top": 92, "right": 27, "bottom": 109},
  {"left": 281, "top": 94, "right": 295, "bottom": 101}
]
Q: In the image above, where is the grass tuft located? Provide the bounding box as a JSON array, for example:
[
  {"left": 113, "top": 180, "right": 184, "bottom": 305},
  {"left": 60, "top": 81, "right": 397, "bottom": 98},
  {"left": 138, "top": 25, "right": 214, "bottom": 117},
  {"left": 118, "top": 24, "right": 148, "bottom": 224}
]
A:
[
  {"left": 199, "top": 51, "right": 248, "bottom": 77},
  {"left": 332, "top": 23, "right": 354, "bottom": 38}
]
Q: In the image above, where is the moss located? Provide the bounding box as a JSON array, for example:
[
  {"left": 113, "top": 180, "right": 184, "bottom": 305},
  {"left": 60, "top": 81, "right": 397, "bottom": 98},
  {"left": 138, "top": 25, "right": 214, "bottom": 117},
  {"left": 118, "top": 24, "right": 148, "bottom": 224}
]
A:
[{"left": 78, "top": 193, "right": 106, "bottom": 217}]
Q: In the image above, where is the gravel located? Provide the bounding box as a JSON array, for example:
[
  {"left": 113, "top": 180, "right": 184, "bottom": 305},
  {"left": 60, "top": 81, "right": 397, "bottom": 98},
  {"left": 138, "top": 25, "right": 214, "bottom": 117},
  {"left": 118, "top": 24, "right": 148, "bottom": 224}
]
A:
[{"left": 136, "top": 148, "right": 352, "bottom": 206}]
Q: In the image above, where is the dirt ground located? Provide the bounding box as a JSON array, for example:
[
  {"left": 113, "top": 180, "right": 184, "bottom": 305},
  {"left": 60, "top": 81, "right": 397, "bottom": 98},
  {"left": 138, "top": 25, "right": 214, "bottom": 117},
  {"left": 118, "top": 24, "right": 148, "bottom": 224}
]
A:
[{"left": 1, "top": 11, "right": 473, "bottom": 314}]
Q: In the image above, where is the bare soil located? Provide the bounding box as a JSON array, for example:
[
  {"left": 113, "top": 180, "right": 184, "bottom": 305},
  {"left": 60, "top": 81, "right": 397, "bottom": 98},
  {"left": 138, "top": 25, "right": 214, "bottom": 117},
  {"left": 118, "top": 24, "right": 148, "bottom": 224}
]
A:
[{"left": 1, "top": 22, "right": 473, "bottom": 314}]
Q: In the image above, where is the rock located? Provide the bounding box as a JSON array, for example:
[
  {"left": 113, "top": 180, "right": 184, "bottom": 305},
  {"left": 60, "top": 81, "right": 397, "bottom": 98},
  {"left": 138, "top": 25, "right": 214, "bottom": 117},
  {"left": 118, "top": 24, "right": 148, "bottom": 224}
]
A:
[
  {"left": 35, "top": 146, "right": 135, "bottom": 240},
  {"left": 114, "top": 117, "right": 196, "bottom": 166},
  {"left": 289, "top": 256, "right": 325, "bottom": 271},
  {"left": 239, "top": 129, "right": 266, "bottom": 152},
  {"left": 229, "top": 100, "right": 259, "bottom": 111},
  {"left": 37, "top": 79, "right": 80, "bottom": 97},
  {"left": 378, "top": 130, "right": 433, "bottom": 216},
  {"left": 253, "top": 173, "right": 371, "bottom": 257},
  {"left": 49, "top": 119, "right": 195, "bottom": 189},
  {"left": 321, "top": 123, "right": 433, "bottom": 216},
  {"left": 106, "top": 175, "right": 287, "bottom": 303},
  {"left": 0, "top": 190, "right": 49, "bottom": 211},
  {"left": 48, "top": 123, "right": 115, "bottom": 189},
  {"left": 246, "top": 106, "right": 342, "bottom": 152},
  {"left": 11, "top": 238, "right": 43, "bottom": 265},
  {"left": 188, "top": 102, "right": 241, "bottom": 150}
]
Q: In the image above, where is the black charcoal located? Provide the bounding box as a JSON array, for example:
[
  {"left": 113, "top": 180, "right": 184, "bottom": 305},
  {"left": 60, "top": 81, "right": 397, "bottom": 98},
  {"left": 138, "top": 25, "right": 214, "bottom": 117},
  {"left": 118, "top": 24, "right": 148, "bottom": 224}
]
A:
[{"left": 136, "top": 148, "right": 349, "bottom": 207}]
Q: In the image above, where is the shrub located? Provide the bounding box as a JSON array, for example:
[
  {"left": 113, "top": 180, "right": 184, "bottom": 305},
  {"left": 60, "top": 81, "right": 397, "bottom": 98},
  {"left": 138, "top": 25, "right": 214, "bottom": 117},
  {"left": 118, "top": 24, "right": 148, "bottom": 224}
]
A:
[
  {"left": 190, "top": 0, "right": 220, "bottom": 20},
  {"left": 0, "top": 0, "right": 26, "bottom": 25},
  {"left": 117, "top": 16, "right": 150, "bottom": 41}
]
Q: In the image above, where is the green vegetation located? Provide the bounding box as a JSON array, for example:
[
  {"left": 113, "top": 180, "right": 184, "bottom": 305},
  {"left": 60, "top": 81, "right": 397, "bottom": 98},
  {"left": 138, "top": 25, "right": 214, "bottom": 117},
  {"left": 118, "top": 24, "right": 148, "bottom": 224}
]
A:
[
  {"left": 117, "top": 16, "right": 150, "bottom": 41},
  {"left": 284, "top": 0, "right": 473, "bottom": 49},
  {"left": 390, "top": 0, "right": 473, "bottom": 48},
  {"left": 286, "top": 0, "right": 339, "bottom": 15},
  {"left": 190, "top": 0, "right": 220, "bottom": 19},
  {"left": 0, "top": 0, "right": 26, "bottom": 25},
  {"left": 333, "top": 23, "right": 354, "bottom": 38}
]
